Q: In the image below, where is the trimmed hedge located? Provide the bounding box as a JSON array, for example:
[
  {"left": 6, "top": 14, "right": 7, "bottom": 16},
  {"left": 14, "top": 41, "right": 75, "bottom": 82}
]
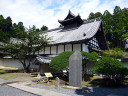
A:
[
  {"left": 49, "top": 51, "right": 99, "bottom": 72},
  {"left": 92, "top": 57, "right": 128, "bottom": 80}
]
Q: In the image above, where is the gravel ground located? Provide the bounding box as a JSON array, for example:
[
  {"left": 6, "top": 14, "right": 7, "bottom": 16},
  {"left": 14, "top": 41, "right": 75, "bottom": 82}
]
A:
[
  {"left": 0, "top": 85, "right": 38, "bottom": 96},
  {"left": 31, "top": 83, "right": 128, "bottom": 96}
]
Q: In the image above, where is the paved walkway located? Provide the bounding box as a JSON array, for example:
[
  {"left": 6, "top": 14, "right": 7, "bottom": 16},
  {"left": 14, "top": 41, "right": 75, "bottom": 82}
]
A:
[
  {"left": 0, "top": 85, "right": 37, "bottom": 96},
  {"left": 0, "top": 79, "right": 128, "bottom": 96},
  {"left": 8, "top": 82, "right": 70, "bottom": 96},
  {"left": 0, "top": 79, "right": 70, "bottom": 96}
]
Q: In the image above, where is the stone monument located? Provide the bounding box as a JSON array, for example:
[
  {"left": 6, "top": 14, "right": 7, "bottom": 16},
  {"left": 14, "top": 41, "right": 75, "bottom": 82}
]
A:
[
  {"left": 69, "top": 51, "right": 82, "bottom": 87},
  {"left": 55, "top": 77, "right": 60, "bottom": 88}
]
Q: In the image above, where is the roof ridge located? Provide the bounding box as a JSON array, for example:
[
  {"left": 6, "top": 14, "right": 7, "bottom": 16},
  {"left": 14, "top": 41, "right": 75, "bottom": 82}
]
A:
[
  {"left": 40, "top": 27, "right": 63, "bottom": 33},
  {"left": 83, "top": 17, "right": 101, "bottom": 24},
  {"left": 40, "top": 17, "right": 101, "bottom": 33}
]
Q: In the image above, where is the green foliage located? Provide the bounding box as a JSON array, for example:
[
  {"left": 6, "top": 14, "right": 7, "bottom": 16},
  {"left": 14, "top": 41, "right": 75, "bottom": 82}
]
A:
[
  {"left": 50, "top": 51, "right": 99, "bottom": 72},
  {"left": 81, "top": 51, "right": 99, "bottom": 63},
  {"left": 0, "top": 15, "right": 13, "bottom": 42},
  {"left": 49, "top": 51, "right": 74, "bottom": 72},
  {"left": 86, "top": 6, "right": 128, "bottom": 48},
  {"left": 88, "top": 12, "right": 102, "bottom": 20},
  {"left": 102, "top": 48, "right": 125, "bottom": 59},
  {"left": 92, "top": 57, "right": 128, "bottom": 80},
  {"left": 41, "top": 25, "right": 48, "bottom": 31}
]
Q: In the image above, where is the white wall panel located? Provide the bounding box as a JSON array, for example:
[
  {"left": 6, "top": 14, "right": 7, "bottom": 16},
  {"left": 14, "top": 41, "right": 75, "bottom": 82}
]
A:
[
  {"left": 51, "top": 46, "right": 56, "bottom": 54},
  {"left": 82, "top": 43, "right": 89, "bottom": 52},
  {"left": 45, "top": 47, "right": 50, "bottom": 54},
  {"left": 73, "top": 44, "right": 81, "bottom": 51},
  {"left": 58, "top": 45, "right": 64, "bottom": 54},
  {"left": 65, "top": 44, "right": 72, "bottom": 51}
]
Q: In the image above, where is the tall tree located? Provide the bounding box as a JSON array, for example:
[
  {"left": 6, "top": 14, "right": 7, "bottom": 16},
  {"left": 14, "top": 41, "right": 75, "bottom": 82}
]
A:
[
  {"left": 112, "top": 6, "right": 125, "bottom": 47},
  {"left": 0, "top": 15, "right": 13, "bottom": 42},
  {"left": 87, "top": 12, "right": 95, "bottom": 20},
  {"left": 102, "top": 10, "right": 113, "bottom": 44},
  {"left": 40, "top": 25, "right": 48, "bottom": 31},
  {"left": 87, "top": 12, "right": 102, "bottom": 20},
  {"left": 12, "top": 22, "right": 26, "bottom": 39}
]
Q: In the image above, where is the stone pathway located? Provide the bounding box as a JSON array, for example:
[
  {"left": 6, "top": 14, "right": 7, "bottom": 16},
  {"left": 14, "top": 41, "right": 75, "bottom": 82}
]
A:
[
  {"left": 8, "top": 82, "right": 70, "bottom": 96},
  {"left": 0, "top": 79, "right": 70, "bottom": 96},
  {"left": 0, "top": 79, "right": 128, "bottom": 96}
]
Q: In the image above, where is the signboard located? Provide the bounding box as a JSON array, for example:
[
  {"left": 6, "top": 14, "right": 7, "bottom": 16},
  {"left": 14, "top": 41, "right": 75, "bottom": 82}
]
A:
[{"left": 44, "top": 72, "right": 53, "bottom": 78}]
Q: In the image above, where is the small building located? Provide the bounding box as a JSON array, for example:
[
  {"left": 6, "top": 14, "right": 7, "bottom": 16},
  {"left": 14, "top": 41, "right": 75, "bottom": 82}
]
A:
[{"left": 33, "top": 11, "right": 109, "bottom": 75}]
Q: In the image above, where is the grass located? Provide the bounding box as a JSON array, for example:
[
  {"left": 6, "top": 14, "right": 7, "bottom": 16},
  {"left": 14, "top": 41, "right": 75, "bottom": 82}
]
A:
[
  {"left": 0, "top": 68, "right": 127, "bottom": 88},
  {"left": 0, "top": 68, "right": 34, "bottom": 81},
  {"left": 82, "top": 77, "right": 100, "bottom": 87},
  {"left": 0, "top": 68, "right": 19, "bottom": 74}
]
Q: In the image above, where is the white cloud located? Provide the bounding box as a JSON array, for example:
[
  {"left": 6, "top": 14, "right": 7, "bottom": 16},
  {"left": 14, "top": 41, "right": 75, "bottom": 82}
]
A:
[{"left": 0, "top": 0, "right": 128, "bottom": 29}]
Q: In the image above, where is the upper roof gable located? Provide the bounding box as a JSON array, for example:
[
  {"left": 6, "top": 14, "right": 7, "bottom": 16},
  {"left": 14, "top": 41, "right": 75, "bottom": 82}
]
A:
[
  {"left": 64, "top": 10, "right": 76, "bottom": 20},
  {"left": 58, "top": 10, "right": 83, "bottom": 27}
]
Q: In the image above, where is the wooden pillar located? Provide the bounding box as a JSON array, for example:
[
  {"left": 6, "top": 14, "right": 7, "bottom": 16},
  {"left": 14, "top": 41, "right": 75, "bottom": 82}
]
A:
[
  {"left": 81, "top": 43, "right": 82, "bottom": 51},
  {"left": 44, "top": 47, "right": 45, "bottom": 54},
  {"left": 56, "top": 45, "right": 58, "bottom": 54},
  {"left": 72, "top": 44, "right": 73, "bottom": 51},
  {"left": 64, "top": 45, "right": 65, "bottom": 52},
  {"left": 50, "top": 46, "right": 51, "bottom": 54}
]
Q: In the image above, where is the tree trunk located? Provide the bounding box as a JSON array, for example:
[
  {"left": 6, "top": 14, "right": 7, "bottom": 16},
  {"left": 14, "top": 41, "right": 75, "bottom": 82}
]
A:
[{"left": 19, "top": 59, "right": 31, "bottom": 73}]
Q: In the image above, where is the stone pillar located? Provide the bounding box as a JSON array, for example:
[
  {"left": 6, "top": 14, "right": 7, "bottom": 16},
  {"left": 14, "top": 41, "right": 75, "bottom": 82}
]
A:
[
  {"left": 55, "top": 77, "right": 60, "bottom": 88},
  {"left": 69, "top": 51, "right": 82, "bottom": 87}
]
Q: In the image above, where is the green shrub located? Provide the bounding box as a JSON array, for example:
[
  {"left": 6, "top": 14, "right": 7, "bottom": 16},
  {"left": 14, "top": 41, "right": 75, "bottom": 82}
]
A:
[
  {"left": 92, "top": 57, "right": 128, "bottom": 81},
  {"left": 49, "top": 51, "right": 74, "bottom": 72},
  {"left": 81, "top": 51, "right": 98, "bottom": 63},
  {"left": 102, "top": 48, "right": 125, "bottom": 59},
  {"left": 50, "top": 51, "right": 99, "bottom": 72}
]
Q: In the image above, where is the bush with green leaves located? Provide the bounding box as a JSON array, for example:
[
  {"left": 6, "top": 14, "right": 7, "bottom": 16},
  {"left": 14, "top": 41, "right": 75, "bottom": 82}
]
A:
[
  {"left": 49, "top": 51, "right": 74, "bottom": 72},
  {"left": 49, "top": 51, "right": 99, "bottom": 72},
  {"left": 92, "top": 57, "right": 128, "bottom": 81},
  {"left": 102, "top": 48, "right": 125, "bottom": 59}
]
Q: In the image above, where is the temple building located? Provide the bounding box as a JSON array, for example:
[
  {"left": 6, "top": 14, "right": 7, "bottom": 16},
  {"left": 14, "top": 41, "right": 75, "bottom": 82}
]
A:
[
  {"left": 39, "top": 11, "right": 108, "bottom": 56},
  {"left": 33, "top": 11, "right": 109, "bottom": 75}
]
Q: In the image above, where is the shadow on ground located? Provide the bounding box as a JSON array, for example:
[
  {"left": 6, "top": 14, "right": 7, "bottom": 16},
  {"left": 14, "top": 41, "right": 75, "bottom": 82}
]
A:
[{"left": 75, "top": 85, "right": 128, "bottom": 96}]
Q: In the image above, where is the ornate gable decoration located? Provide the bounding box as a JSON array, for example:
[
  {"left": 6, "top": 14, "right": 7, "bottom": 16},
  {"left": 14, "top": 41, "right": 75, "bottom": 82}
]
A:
[{"left": 58, "top": 10, "right": 83, "bottom": 28}]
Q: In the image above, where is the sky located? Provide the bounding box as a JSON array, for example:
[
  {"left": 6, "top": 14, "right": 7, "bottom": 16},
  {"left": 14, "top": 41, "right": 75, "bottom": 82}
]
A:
[{"left": 0, "top": 0, "right": 128, "bottom": 29}]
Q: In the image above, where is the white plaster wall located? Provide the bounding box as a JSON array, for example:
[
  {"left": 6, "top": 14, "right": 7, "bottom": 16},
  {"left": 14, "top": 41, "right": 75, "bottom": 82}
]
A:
[
  {"left": 65, "top": 44, "right": 72, "bottom": 51},
  {"left": 82, "top": 43, "right": 89, "bottom": 52},
  {"left": 45, "top": 47, "right": 50, "bottom": 54},
  {"left": 58, "top": 45, "right": 64, "bottom": 54},
  {"left": 51, "top": 46, "right": 56, "bottom": 54},
  {"left": 73, "top": 44, "right": 81, "bottom": 51},
  {"left": 39, "top": 50, "right": 44, "bottom": 54},
  {"left": 0, "top": 59, "right": 38, "bottom": 69}
]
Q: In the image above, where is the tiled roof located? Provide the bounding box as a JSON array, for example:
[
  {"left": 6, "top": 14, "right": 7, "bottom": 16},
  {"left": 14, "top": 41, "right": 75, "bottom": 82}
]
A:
[{"left": 43, "top": 18, "right": 101, "bottom": 45}]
